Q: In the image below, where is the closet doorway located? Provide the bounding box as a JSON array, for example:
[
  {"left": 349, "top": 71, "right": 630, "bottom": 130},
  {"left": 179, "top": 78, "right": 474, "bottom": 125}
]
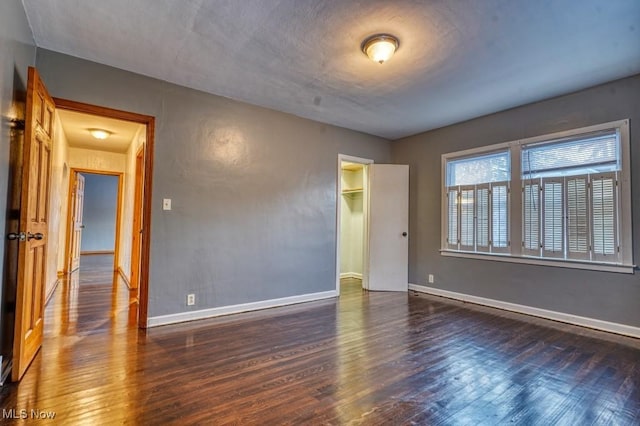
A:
[
  {"left": 336, "top": 154, "right": 409, "bottom": 296},
  {"left": 336, "top": 155, "right": 373, "bottom": 294}
]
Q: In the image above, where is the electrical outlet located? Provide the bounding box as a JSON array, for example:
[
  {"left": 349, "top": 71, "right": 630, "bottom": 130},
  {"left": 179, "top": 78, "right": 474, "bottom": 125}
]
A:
[
  {"left": 187, "top": 294, "right": 195, "bottom": 306},
  {"left": 428, "top": 274, "right": 434, "bottom": 284}
]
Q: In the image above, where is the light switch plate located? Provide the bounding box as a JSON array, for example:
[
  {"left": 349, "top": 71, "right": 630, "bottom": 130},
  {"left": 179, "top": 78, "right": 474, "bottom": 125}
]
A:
[{"left": 163, "top": 198, "right": 171, "bottom": 210}]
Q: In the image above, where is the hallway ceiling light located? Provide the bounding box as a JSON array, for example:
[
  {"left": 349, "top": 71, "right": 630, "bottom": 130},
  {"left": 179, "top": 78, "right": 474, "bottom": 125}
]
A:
[
  {"left": 89, "top": 129, "right": 112, "bottom": 140},
  {"left": 361, "top": 34, "right": 399, "bottom": 64}
]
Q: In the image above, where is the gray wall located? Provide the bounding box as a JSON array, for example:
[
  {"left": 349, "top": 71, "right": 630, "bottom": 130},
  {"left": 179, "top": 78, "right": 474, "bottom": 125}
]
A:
[
  {"left": 392, "top": 74, "right": 640, "bottom": 328},
  {"left": 0, "top": 0, "right": 35, "bottom": 278},
  {"left": 80, "top": 174, "right": 118, "bottom": 252},
  {"left": 35, "top": 49, "right": 391, "bottom": 317},
  {"left": 0, "top": 0, "right": 36, "bottom": 375}
]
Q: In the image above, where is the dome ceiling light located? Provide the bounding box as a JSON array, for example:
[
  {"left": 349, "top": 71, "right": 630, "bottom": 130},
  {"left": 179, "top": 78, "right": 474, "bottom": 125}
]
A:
[
  {"left": 89, "top": 129, "right": 112, "bottom": 140},
  {"left": 361, "top": 34, "right": 399, "bottom": 64}
]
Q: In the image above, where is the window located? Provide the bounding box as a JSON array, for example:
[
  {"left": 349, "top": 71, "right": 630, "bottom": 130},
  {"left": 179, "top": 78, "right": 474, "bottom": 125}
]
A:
[
  {"left": 445, "top": 151, "right": 510, "bottom": 253},
  {"left": 441, "top": 120, "right": 632, "bottom": 272}
]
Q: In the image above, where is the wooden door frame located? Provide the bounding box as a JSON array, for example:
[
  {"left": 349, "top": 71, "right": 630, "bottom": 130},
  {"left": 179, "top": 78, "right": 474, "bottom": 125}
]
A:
[
  {"left": 65, "top": 172, "right": 84, "bottom": 273},
  {"left": 335, "top": 154, "right": 373, "bottom": 296},
  {"left": 54, "top": 98, "right": 154, "bottom": 329},
  {"left": 65, "top": 168, "right": 123, "bottom": 272},
  {"left": 129, "top": 146, "right": 144, "bottom": 289}
]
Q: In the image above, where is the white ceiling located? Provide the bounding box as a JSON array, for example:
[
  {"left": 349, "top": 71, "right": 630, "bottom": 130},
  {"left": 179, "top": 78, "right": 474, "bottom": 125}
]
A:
[
  {"left": 57, "top": 109, "right": 143, "bottom": 153},
  {"left": 23, "top": 0, "right": 640, "bottom": 139}
]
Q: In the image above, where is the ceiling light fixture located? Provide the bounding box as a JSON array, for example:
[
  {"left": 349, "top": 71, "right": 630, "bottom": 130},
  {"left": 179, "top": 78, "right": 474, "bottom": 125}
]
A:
[
  {"left": 361, "top": 34, "right": 399, "bottom": 64},
  {"left": 89, "top": 129, "right": 112, "bottom": 140}
]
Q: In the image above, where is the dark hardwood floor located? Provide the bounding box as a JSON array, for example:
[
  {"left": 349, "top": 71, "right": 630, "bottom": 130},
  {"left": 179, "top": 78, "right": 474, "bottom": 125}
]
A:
[{"left": 1, "top": 268, "right": 639, "bottom": 424}]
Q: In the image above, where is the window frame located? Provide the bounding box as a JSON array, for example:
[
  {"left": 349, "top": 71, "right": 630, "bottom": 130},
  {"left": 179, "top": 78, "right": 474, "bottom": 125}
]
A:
[{"left": 440, "top": 119, "right": 633, "bottom": 274}]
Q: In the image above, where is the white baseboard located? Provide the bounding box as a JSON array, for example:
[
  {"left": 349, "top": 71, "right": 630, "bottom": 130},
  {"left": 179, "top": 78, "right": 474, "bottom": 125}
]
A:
[
  {"left": 339, "top": 272, "right": 363, "bottom": 279},
  {"left": 409, "top": 284, "right": 640, "bottom": 339},
  {"left": 147, "top": 290, "right": 337, "bottom": 327}
]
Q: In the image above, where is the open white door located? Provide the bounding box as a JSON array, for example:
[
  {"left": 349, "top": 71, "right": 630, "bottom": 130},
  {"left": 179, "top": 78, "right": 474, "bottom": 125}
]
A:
[{"left": 367, "top": 164, "right": 409, "bottom": 292}]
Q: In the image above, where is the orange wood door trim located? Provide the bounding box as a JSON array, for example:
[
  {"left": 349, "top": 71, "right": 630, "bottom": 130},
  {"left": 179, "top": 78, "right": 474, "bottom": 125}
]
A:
[
  {"left": 54, "top": 97, "right": 155, "bottom": 329},
  {"left": 63, "top": 170, "right": 76, "bottom": 274},
  {"left": 130, "top": 147, "right": 144, "bottom": 289},
  {"left": 66, "top": 168, "right": 122, "bottom": 273},
  {"left": 68, "top": 172, "right": 85, "bottom": 272}
]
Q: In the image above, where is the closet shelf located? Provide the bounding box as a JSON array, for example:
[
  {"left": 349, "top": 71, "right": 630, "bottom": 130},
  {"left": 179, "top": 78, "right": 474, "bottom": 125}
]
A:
[{"left": 342, "top": 188, "right": 363, "bottom": 194}]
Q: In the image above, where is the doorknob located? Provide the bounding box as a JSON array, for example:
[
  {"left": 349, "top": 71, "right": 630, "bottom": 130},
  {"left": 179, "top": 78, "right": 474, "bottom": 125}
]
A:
[
  {"left": 27, "top": 232, "right": 44, "bottom": 241},
  {"left": 7, "top": 232, "right": 26, "bottom": 241},
  {"left": 402, "top": 232, "right": 408, "bottom": 237}
]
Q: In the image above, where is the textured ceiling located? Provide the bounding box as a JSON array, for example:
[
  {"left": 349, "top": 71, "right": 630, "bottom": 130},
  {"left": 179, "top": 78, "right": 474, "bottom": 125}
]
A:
[
  {"left": 23, "top": 0, "right": 640, "bottom": 139},
  {"left": 58, "top": 109, "right": 142, "bottom": 153}
]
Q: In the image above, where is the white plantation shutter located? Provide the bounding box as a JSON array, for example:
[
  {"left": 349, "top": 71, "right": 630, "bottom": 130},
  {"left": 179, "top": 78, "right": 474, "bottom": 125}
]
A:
[
  {"left": 446, "top": 189, "right": 459, "bottom": 249},
  {"left": 523, "top": 180, "right": 540, "bottom": 256},
  {"left": 445, "top": 183, "right": 509, "bottom": 254},
  {"left": 591, "top": 172, "right": 618, "bottom": 262},
  {"left": 443, "top": 120, "right": 629, "bottom": 269},
  {"left": 542, "top": 179, "right": 564, "bottom": 258},
  {"left": 566, "top": 175, "right": 589, "bottom": 260},
  {"left": 460, "top": 187, "right": 475, "bottom": 250},
  {"left": 476, "top": 185, "right": 490, "bottom": 252},
  {"left": 491, "top": 183, "right": 509, "bottom": 252}
]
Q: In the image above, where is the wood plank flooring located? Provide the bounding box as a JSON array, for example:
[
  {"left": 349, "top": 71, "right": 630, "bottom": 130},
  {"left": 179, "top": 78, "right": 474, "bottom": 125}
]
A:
[
  {"left": 1, "top": 269, "right": 639, "bottom": 424},
  {"left": 73, "top": 254, "right": 116, "bottom": 285}
]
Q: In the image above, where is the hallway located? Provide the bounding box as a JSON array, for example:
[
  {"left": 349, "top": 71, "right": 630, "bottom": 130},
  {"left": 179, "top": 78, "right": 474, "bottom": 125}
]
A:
[{"left": 45, "top": 254, "right": 137, "bottom": 336}]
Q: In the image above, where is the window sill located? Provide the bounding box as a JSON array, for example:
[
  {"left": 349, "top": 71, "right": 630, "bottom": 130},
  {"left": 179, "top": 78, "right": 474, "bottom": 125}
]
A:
[{"left": 440, "top": 250, "right": 635, "bottom": 274}]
